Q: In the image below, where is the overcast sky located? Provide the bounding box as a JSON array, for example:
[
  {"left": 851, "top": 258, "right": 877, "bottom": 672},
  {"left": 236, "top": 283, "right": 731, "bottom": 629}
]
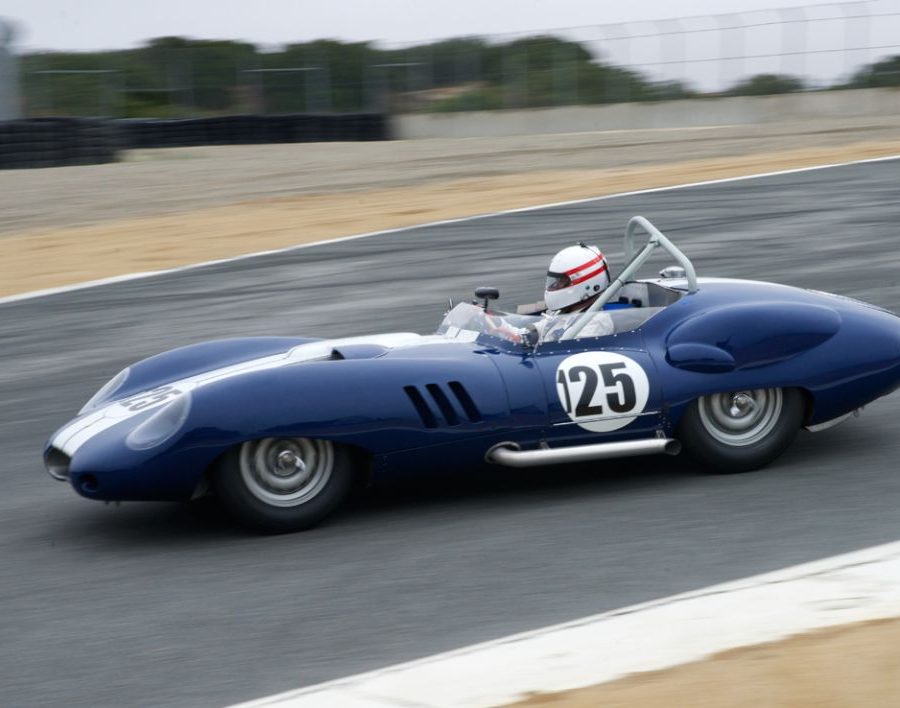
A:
[{"left": 2, "top": 0, "right": 858, "bottom": 52}]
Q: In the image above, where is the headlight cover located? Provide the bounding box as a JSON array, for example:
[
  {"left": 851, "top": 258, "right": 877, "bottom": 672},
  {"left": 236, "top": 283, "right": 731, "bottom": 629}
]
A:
[
  {"left": 79, "top": 367, "right": 131, "bottom": 415},
  {"left": 125, "top": 392, "right": 192, "bottom": 450}
]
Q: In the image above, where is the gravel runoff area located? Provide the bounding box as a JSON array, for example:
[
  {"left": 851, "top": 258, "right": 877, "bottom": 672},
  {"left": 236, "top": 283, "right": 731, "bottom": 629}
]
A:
[
  {"left": 513, "top": 619, "right": 900, "bottom": 708},
  {"left": 7, "top": 116, "right": 900, "bottom": 705},
  {"left": 1, "top": 116, "right": 900, "bottom": 297}
]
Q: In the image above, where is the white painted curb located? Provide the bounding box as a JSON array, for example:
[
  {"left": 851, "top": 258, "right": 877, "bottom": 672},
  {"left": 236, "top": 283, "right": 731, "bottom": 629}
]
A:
[
  {"left": 3, "top": 153, "right": 898, "bottom": 308},
  {"left": 231, "top": 540, "right": 900, "bottom": 707}
]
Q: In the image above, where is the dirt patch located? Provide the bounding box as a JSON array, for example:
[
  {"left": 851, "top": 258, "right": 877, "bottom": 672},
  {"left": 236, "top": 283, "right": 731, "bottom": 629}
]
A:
[
  {"left": 3, "top": 139, "right": 900, "bottom": 297},
  {"left": 512, "top": 617, "right": 900, "bottom": 707}
]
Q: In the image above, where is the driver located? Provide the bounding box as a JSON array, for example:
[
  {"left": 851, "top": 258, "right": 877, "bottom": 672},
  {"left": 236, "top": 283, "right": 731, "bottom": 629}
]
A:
[
  {"left": 518, "top": 243, "right": 614, "bottom": 342},
  {"left": 543, "top": 243, "right": 611, "bottom": 315}
]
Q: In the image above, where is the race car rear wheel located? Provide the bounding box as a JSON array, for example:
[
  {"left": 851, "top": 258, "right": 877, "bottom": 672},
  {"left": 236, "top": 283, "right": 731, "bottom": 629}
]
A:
[
  {"left": 677, "top": 387, "right": 804, "bottom": 473},
  {"left": 214, "top": 437, "right": 354, "bottom": 533}
]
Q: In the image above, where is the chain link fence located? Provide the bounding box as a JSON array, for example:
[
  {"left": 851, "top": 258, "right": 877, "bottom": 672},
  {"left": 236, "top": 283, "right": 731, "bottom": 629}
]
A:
[{"left": 15, "top": 0, "right": 900, "bottom": 118}]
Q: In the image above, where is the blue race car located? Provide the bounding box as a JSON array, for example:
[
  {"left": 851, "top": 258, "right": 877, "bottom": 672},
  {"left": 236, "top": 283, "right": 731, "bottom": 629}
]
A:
[{"left": 44, "top": 217, "right": 900, "bottom": 532}]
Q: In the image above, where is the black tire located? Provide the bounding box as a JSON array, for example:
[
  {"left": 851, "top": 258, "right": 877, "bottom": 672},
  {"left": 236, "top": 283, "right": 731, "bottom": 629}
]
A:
[
  {"left": 214, "top": 437, "right": 355, "bottom": 533},
  {"left": 677, "top": 387, "right": 805, "bottom": 473}
]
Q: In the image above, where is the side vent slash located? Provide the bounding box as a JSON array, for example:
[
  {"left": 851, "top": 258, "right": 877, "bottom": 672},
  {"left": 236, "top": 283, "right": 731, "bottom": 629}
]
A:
[
  {"left": 404, "top": 382, "right": 483, "bottom": 428},
  {"left": 448, "top": 381, "right": 482, "bottom": 422},
  {"left": 404, "top": 386, "right": 438, "bottom": 428},
  {"left": 426, "top": 384, "right": 460, "bottom": 426}
]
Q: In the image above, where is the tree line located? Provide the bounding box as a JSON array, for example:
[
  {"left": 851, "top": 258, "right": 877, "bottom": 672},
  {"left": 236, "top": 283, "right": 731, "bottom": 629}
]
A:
[{"left": 18, "top": 35, "right": 900, "bottom": 118}]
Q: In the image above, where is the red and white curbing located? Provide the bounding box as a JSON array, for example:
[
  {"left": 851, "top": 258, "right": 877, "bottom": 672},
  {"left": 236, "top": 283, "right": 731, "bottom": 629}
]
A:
[{"left": 231, "top": 540, "right": 900, "bottom": 707}]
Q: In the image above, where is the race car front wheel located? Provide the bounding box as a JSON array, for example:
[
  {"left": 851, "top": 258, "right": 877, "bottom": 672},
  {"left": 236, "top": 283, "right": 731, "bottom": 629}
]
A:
[
  {"left": 214, "top": 437, "right": 354, "bottom": 533},
  {"left": 677, "top": 387, "right": 805, "bottom": 473}
]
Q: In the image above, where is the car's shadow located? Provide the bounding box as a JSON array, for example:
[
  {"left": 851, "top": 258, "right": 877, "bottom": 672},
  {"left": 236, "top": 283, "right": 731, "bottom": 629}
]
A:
[
  {"left": 43, "top": 496, "right": 242, "bottom": 545},
  {"left": 48, "top": 422, "right": 877, "bottom": 545},
  {"left": 47, "top": 456, "right": 696, "bottom": 547},
  {"left": 349, "top": 454, "right": 694, "bottom": 516}
]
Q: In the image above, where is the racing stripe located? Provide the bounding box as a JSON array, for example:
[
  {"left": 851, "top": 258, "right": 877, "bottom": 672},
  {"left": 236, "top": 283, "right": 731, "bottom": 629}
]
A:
[
  {"left": 563, "top": 254, "right": 603, "bottom": 274},
  {"left": 53, "top": 332, "right": 440, "bottom": 457},
  {"left": 569, "top": 262, "right": 608, "bottom": 286}
]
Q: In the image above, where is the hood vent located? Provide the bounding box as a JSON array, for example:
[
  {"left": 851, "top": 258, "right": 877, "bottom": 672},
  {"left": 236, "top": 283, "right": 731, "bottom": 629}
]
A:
[
  {"left": 404, "top": 381, "right": 482, "bottom": 428},
  {"left": 404, "top": 386, "right": 438, "bottom": 428},
  {"left": 425, "top": 384, "right": 459, "bottom": 426},
  {"left": 448, "top": 381, "right": 482, "bottom": 422}
]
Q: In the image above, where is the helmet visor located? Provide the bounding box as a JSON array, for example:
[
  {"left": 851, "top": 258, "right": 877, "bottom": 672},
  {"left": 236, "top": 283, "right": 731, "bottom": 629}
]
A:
[{"left": 545, "top": 271, "right": 572, "bottom": 292}]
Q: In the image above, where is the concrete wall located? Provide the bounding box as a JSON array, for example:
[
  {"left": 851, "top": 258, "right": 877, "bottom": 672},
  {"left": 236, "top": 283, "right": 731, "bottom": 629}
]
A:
[{"left": 395, "top": 88, "right": 900, "bottom": 139}]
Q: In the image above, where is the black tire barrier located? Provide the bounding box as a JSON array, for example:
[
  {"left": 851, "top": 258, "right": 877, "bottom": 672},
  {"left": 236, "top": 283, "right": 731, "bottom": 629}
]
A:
[
  {"left": 0, "top": 113, "right": 389, "bottom": 169},
  {"left": 0, "top": 117, "right": 121, "bottom": 169},
  {"left": 116, "top": 113, "right": 389, "bottom": 150}
]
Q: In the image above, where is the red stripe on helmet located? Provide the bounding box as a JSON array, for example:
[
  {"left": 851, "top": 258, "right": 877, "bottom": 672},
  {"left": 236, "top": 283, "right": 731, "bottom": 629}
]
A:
[
  {"left": 569, "top": 262, "right": 608, "bottom": 286},
  {"left": 563, "top": 254, "right": 604, "bottom": 276}
]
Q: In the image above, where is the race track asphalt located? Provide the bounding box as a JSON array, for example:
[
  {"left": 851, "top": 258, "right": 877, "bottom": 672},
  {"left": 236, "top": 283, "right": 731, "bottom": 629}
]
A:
[{"left": 2, "top": 159, "right": 900, "bottom": 707}]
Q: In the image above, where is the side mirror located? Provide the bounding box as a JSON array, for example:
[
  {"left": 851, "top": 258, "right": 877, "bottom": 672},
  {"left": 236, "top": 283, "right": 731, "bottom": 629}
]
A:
[
  {"left": 659, "top": 265, "right": 687, "bottom": 280},
  {"left": 474, "top": 286, "right": 500, "bottom": 310}
]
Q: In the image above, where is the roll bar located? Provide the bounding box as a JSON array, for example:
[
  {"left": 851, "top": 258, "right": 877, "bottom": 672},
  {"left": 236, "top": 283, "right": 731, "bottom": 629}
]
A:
[{"left": 560, "top": 216, "right": 698, "bottom": 341}]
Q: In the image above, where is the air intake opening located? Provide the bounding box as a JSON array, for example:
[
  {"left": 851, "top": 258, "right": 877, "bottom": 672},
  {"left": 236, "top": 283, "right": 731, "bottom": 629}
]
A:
[
  {"left": 44, "top": 447, "right": 71, "bottom": 482},
  {"left": 448, "top": 381, "right": 482, "bottom": 422},
  {"left": 404, "top": 386, "right": 438, "bottom": 428},
  {"left": 426, "top": 384, "right": 460, "bottom": 426},
  {"left": 78, "top": 474, "right": 99, "bottom": 494}
]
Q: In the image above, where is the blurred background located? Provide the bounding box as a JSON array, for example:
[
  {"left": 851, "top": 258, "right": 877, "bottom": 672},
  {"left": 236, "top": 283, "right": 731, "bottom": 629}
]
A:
[{"left": 1, "top": 0, "right": 899, "bottom": 119}]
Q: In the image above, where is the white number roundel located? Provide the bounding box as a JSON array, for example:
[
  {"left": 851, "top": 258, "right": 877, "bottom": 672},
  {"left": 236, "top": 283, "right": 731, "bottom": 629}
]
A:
[{"left": 555, "top": 352, "right": 650, "bottom": 432}]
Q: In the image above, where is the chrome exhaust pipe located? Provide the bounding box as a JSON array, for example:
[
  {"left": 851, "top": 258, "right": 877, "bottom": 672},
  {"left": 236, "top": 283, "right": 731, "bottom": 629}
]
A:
[{"left": 486, "top": 438, "right": 681, "bottom": 468}]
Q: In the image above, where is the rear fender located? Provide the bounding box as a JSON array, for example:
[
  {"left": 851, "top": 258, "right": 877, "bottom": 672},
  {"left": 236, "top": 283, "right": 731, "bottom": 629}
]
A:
[{"left": 665, "top": 302, "right": 841, "bottom": 371}]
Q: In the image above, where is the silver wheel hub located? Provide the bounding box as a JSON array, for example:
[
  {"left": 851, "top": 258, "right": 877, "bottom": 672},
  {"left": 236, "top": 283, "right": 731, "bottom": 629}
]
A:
[
  {"left": 698, "top": 388, "right": 783, "bottom": 446},
  {"left": 728, "top": 392, "right": 756, "bottom": 417},
  {"left": 238, "top": 437, "right": 333, "bottom": 507},
  {"left": 275, "top": 450, "right": 307, "bottom": 476}
]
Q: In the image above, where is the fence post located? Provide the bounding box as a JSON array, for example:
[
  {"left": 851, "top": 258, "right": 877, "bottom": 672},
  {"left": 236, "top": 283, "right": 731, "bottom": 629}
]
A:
[
  {"left": 0, "top": 18, "right": 20, "bottom": 119},
  {"left": 779, "top": 6, "right": 808, "bottom": 80},
  {"left": 602, "top": 23, "right": 634, "bottom": 103},
  {"left": 657, "top": 18, "right": 685, "bottom": 93},
  {"left": 715, "top": 13, "right": 745, "bottom": 91},
  {"left": 840, "top": 1, "right": 871, "bottom": 82},
  {"left": 320, "top": 62, "right": 332, "bottom": 113}
]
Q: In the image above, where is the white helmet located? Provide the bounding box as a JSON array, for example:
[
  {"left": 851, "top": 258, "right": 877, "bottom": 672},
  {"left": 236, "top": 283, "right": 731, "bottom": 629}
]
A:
[{"left": 544, "top": 243, "right": 610, "bottom": 312}]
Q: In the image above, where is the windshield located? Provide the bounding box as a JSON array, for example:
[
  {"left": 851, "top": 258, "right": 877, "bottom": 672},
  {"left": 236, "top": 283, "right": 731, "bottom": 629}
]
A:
[
  {"left": 436, "top": 301, "right": 667, "bottom": 347},
  {"left": 537, "top": 307, "right": 665, "bottom": 343},
  {"left": 436, "top": 303, "right": 541, "bottom": 346}
]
